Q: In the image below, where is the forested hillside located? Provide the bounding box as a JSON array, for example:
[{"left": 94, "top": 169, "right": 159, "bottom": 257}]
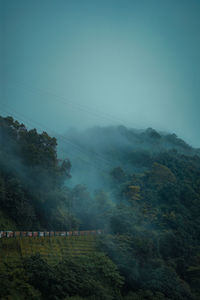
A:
[
  {"left": 0, "top": 116, "right": 75, "bottom": 230},
  {"left": 58, "top": 126, "right": 200, "bottom": 190},
  {"left": 0, "top": 115, "right": 200, "bottom": 300},
  {"left": 60, "top": 126, "right": 200, "bottom": 299}
]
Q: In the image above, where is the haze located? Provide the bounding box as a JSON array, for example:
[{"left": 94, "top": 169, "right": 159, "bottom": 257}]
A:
[{"left": 1, "top": 0, "right": 200, "bottom": 147}]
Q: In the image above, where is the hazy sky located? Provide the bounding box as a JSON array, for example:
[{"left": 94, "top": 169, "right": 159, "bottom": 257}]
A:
[{"left": 1, "top": 0, "right": 200, "bottom": 147}]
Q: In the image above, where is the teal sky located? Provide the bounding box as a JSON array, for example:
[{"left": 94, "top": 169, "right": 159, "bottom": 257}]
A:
[{"left": 1, "top": 0, "right": 200, "bottom": 147}]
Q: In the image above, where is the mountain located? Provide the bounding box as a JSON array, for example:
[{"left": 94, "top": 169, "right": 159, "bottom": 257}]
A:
[
  {"left": 57, "top": 125, "right": 200, "bottom": 190},
  {"left": 1, "top": 116, "right": 200, "bottom": 300},
  {"left": 58, "top": 125, "right": 200, "bottom": 300}
]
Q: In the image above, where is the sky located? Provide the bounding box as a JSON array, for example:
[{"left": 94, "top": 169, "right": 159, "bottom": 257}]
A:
[{"left": 1, "top": 0, "right": 200, "bottom": 147}]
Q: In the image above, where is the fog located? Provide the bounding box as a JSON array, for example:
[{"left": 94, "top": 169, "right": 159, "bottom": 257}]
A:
[
  {"left": 1, "top": 3, "right": 200, "bottom": 297},
  {"left": 1, "top": 0, "right": 200, "bottom": 147},
  {"left": 57, "top": 125, "right": 199, "bottom": 192}
]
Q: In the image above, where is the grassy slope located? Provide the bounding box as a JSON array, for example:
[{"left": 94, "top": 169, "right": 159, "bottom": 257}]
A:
[{"left": 0, "top": 235, "right": 98, "bottom": 268}]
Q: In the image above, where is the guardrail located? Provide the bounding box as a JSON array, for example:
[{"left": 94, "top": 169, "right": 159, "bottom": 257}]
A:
[{"left": 0, "top": 230, "right": 103, "bottom": 238}]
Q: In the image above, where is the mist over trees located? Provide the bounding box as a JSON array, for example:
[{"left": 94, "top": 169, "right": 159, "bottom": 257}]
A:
[
  {"left": 58, "top": 125, "right": 200, "bottom": 299},
  {"left": 58, "top": 126, "right": 200, "bottom": 190},
  {"left": 0, "top": 115, "right": 75, "bottom": 230},
  {"left": 0, "top": 115, "right": 200, "bottom": 299}
]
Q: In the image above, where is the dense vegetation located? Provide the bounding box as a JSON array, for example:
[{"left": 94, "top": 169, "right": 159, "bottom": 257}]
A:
[
  {"left": 0, "top": 116, "right": 75, "bottom": 230},
  {"left": 0, "top": 253, "right": 123, "bottom": 300},
  {"left": 0, "top": 116, "right": 200, "bottom": 299}
]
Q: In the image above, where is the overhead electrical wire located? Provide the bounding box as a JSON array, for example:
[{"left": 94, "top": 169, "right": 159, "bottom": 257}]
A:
[
  {"left": 5, "top": 79, "right": 132, "bottom": 126},
  {"left": 1, "top": 83, "right": 115, "bottom": 167},
  {"left": 0, "top": 105, "right": 106, "bottom": 172},
  {"left": 2, "top": 77, "right": 133, "bottom": 171},
  {"left": 0, "top": 102, "right": 113, "bottom": 172}
]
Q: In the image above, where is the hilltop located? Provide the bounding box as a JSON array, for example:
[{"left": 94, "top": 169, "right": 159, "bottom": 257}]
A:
[
  {"left": 1, "top": 115, "right": 200, "bottom": 300},
  {"left": 58, "top": 125, "right": 200, "bottom": 190}
]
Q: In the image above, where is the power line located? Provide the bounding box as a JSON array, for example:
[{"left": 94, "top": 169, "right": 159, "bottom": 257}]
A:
[
  {"left": 0, "top": 105, "right": 105, "bottom": 172},
  {"left": 5, "top": 79, "right": 131, "bottom": 126},
  {"left": 3, "top": 80, "right": 135, "bottom": 166},
  {"left": 0, "top": 102, "right": 113, "bottom": 172}
]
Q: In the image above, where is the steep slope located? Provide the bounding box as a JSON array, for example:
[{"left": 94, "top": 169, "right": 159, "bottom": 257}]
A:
[
  {"left": 0, "top": 116, "right": 75, "bottom": 230},
  {"left": 1, "top": 116, "right": 200, "bottom": 299}
]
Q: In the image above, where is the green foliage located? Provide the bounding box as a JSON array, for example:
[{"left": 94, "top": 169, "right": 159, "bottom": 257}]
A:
[
  {"left": 22, "top": 253, "right": 123, "bottom": 300},
  {"left": 0, "top": 115, "right": 75, "bottom": 230},
  {"left": 123, "top": 290, "right": 170, "bottom": 300},
  {"left": 0, "top": 236, "right": 119, "bottom": 300},
  {"left": 71, "top": 185, "right": 114, "bottom": 230},
  {"left": 0, "top": 263, "right": 42, "bottom": 300},
  {"left": 100, "top": 144, "right": 200, "bottom": 299},
  {"left": 145, "top": 162, "right": 176, "bottom": 187},
  {"left": 1, "top": 117, "right": 200, "bottom": 299}
]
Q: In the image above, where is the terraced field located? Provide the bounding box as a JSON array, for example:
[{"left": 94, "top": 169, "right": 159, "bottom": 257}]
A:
[{"left": 0, "top": 235, "right": 98, "bottom": 266}]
